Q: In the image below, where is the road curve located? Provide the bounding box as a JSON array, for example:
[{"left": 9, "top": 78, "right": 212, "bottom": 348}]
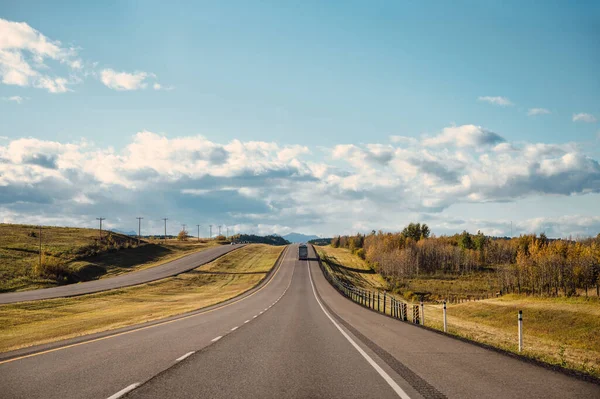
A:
[
  {"left": 1, "top": 244, "right": 598, "bottom": 398},
  {"left": 0, "top": 244, "right": 244, "bottom": 304}
]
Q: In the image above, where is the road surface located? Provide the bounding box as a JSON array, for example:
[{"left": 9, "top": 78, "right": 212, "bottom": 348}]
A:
[
  {"left": 0, "top": 244, "right": 598, "bottom": 398},
  {"left": 0, "top": 244, "right": 244, "bottom": 304}
]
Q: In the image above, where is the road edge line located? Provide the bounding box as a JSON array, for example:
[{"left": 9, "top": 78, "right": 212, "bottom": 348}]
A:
[{"left": 307, "top": 261, "right": 411, "bottom": 399}]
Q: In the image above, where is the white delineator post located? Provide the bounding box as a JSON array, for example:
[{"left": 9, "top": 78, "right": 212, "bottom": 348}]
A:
[
  {"left": 518, "top": 310, "right": 523, "bottom": 352},
  {"left": 443, "top": 301, "right": 447, "bottom": 332},
  {"left": 420, "top": 300, "right": 424, "bottom": 325}
]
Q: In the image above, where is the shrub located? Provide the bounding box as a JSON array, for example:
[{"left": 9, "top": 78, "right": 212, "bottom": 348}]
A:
[
  {"left": 177, "top": 230, "right": 188, "bottom": 241},
  {"left": 34, "top": 254, "right": 72, "bottom": 282}
]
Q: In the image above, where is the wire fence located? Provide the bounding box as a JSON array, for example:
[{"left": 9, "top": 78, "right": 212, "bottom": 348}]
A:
[
  {"left": 313, "top": 245, "right": 423, "bottom": 324},
  {"left": 313, "top": 245, "right": 527, "bottom": 353}
]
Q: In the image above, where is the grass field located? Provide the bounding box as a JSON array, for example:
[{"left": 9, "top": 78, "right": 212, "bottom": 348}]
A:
[
  {"left": 315, "top": 245, "right": 600, "bottom": 379},
  {"left": 0, "top": 244, "right": 283, "bottom": 353},
  {"left": 0, "top": 223, "right": 222, "bottom": 292},
  {"left": 316, "top": 245, "right": 388, "bottom": 290}
]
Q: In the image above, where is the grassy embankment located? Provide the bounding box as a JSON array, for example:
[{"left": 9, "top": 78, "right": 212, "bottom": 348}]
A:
[
  {"left": 0, "top": 244, "right": 283, "bottom": 353},
  {"left": 316, "top": 245, "right": 600, "bottom": 379},
  {"left": 0, "top": 223, "right": 223, "bottom": 292}
]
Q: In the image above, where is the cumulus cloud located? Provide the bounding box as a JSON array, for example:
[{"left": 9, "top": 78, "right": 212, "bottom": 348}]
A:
[
  {"left": 100, "top": 69, "right": 157, "bottom": 91},
  {"left": 477, "top": 96, "right": 513, "bottom": 106},
  {"left": 422, "top": 124, "right": 505, "bottom": 148},
  {"left": 572, "top": 113, "right": 597, "bottom": 123},
  {"left": 0, "top": 18, "right": 80, "bottom": 93},
  {"left": 0, "top": 18, "right": 169, "bottom": 94},
  {"left": 527, "top": 108, "right": 550, "bottom": 116},
  {"left": 1, "top": 126, "right": 599, "bottom": 237}
]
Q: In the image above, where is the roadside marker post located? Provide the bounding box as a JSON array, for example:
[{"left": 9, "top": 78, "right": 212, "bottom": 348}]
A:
[
  {"left": 383, "top": 292, "right": 387, "bottom": 315},
  {"left": 518, "top": 310, "right": 523, "bottom": 352},
  {"left": 443, "top": 301, "right": 447, "bottom": 332},
  {"left": 420, "top": 300, "right": 424, "bottom": 325}
]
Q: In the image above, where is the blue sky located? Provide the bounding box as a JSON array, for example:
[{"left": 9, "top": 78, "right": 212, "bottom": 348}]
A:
[{"left": 0, "top": 1, "right": 599, "bottom": 237}]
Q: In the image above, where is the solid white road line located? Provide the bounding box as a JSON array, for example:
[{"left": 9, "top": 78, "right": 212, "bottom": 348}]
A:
[
  {"left": 231, "top": 326, "right": 238, "bottom": 331},
  {"left": 211, "top": 336, "right": 222, "bottom": 342},
  {"left": 106, "top": 383, "right": 140, "bottom": 399},
  {"left": 175, "top": 351, "right": 195, "bottom": 362},
  {"left": 307, "top": 263, "right": 411, "bottom": 399}
]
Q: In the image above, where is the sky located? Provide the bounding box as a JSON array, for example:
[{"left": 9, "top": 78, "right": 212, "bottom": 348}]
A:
[{"left": 0, "top": 1, "right": 599, "bottom": 238}]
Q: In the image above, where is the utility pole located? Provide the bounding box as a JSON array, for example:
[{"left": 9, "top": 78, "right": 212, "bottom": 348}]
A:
[
  {"left": 162, "top": 218, "right": 168, "bottom": 242},
  {"left": 39, "top": 225, "right": 42, "bottom": 270},
  {"left": 96, "top": 217, "right": 105, "bottom": 241},
  {"left": 209, "top": 225, "right": 213, "bottom": 239},
  {"left": 226, "top": 227, "right": 229, "bottom": 239},
  {"left": 136, "top": 217, "right": 143, "bottom": 246},
  {"left": 511, "top": 221, "right": 513, "bottom": 238},
  {"left": 218, "top": 225, "right": 222, "bottom": 237},
  {"left": 182, "top": 224, "right": 187, "bottom": 236},
  {"left": 197, "top": 224, "right": 201, "bottom": 241}
]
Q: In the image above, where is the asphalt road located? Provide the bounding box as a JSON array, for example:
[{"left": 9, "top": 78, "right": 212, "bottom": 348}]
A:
[
  {"left": 0, "top": 244, "right": 244, "bottom": 304},
  {"left": 1, "top": 244, "right": 598, "bottom": 398}
]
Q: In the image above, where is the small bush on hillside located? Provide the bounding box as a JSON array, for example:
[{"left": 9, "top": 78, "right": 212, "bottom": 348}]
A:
[
  {"left": 177, "top": 231, "right": 188, "bottom": 241},
  {"left": 34, "top": 254, "right": 72, "bottom": 282}
]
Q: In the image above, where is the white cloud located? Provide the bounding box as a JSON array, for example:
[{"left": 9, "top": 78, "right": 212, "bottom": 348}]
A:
[
  {"left": 0, "top": 18, "right": 169, "bottom": 94},
  {"left": 527, "top": 108, "right": 550, "bottom": 116},
  {"left": 477, "top": 96, "right": 513, "bottom": 106},
  {"left": 2, "top": 95, "right": 27, "bottom": 104},
  {"left": 100, "top": 69, "right": 156, "bottom": 91},
  {"left": 0, "top": 18, "right": 78, "bottom": 93},
  {"left": 422, "top": 124, "right": 505, "bottom": 148},
  {"left": 1, "top": 127, "right": 599, "bottom": 237},
  {"left": 572, "top": 113, "right": 597, "bottom": 123}
]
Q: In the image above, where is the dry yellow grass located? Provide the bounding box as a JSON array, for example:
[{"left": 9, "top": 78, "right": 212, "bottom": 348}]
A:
[
  {"left": 316, "top": 245, "right": 600, "bottom": 379},
  {"left": 0, "top": 223, "right": 224, "bottom": 292},
  {"left": 0, "top": 244, "right": 283, "bottom": 353},
  {"left": 423, "top": 295, "right": 600, "bottom": 377},
  {"left": 316, "top": 246, "right": 388, "bottom": 289}
]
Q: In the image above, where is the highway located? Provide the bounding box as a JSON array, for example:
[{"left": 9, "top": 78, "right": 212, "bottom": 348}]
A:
[
  {"left": 0, "top": 244, "right": 244, "bottom": 304},
  {"left": 1, "top": 244, "right": 598, "bottom": 398}
]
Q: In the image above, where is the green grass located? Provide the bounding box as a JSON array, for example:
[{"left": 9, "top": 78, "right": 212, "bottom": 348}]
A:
[
  {"left": 0, "top": 244, "right": 284, "bottom": 353},
  {"left": 0, "top": 223, "right": 222, "bottom": 292},
  {"left": 316, "top": 245, "right": 600, "bottom": 379}
]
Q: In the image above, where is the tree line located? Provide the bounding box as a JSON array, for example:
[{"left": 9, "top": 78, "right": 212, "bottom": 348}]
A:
[{"left": 331, "top": 224, "right": 600, "bottom": 297}]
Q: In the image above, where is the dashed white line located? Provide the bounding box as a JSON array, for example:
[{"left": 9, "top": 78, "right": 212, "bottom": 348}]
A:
[
  {"left": 253, "top": 315, "right": 258, "bottom": 318},
  {"left": 231, "top": 326, "right": 238, "bottom": 331},
  {"left": 244, "top": 319, "right": 250, "bottom": 323},
  {"left": 175, "top": 351, "right": 195, "bottom": 362},
  {"left": 106, "top": 383, "right": 140, "bottom": 399},
  {"left": 211, "top": 336, "right": 222, "bottom": 342}
]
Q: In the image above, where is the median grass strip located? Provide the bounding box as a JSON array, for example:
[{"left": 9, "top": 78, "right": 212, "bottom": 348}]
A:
[
  {"left": 0, "top": 244, "right": 283, "bottom": 353},
  {"left": 0, "top": 223, "right": 221, "bottom": 292},
  {"left": 315, "top": 244, "right": 600, "bottom": 379}
]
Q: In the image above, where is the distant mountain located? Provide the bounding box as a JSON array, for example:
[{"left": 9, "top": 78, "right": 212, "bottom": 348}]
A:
[
  {"left": 110, "top": 228, "right": 137, "bottom": 236},
  {"left": 282, "top": 232, "right": 320, "bottom": 243}
]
